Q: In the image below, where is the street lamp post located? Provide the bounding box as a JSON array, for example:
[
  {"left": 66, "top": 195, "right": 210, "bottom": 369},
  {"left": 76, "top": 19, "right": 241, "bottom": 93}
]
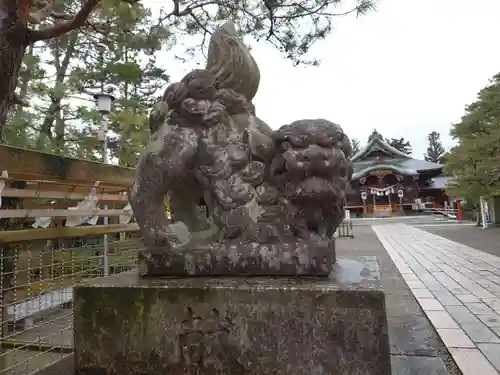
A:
[
  {"left": 397, "top": 189, "right": 404, "bottom": 213},
  {"left": 94, "top": 92, "right": 115, "bottom": 277},
  {"left": 361, "top": 191, "right": 367, "bottom": 217}
]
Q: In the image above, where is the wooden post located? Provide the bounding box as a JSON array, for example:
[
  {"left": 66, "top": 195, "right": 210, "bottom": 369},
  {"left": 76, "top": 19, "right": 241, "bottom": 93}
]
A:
[{"left": 457, "top": 200, "right": 463, "bottom": 222}]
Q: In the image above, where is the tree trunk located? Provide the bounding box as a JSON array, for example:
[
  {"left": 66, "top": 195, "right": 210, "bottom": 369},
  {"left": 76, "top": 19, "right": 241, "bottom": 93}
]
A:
[
  {"left": 39, "top": 32, "right": 79, "bottom": 145},
  {"left": 0, "top": 2, "right": 29, "bottom": 142},
  {"left": 17, "top": 43, "right": 33, "bottom": 98}
]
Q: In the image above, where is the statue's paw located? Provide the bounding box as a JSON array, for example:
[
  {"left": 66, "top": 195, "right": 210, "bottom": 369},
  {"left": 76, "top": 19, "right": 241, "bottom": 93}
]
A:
[{"left": 147, "top": 221, "right": 192, "bottom": 249}]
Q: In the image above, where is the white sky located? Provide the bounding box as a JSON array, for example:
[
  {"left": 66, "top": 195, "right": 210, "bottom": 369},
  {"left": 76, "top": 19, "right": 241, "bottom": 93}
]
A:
[{"left": 145, "top": 0, "right": 500, "bottom": 159}]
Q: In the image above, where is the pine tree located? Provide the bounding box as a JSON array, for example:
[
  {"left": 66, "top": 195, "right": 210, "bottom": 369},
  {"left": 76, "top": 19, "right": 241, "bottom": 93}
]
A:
[
  {"left": 386, "top": 137, "right": 412, "bottom": 155},
  {"left": 424, "top": 131, "right": 445, "bottom": 163},
  {"left": 69, "top": 4, "right": 170, "bottom": 165},
  {"left": 367, "top": 129, "right": 383, "bottom": 143},
  {"left": 6, "top": 0, "right": 170, "bottom": 161},
  {"left": 0, "top": 0, "right": 377, "bottom": 140},
  {"left": 351, "top": 138, "right": 361, "bottom": 154},
  {"left": 445, "top": 72, "right": 500, "bottom": 201}
]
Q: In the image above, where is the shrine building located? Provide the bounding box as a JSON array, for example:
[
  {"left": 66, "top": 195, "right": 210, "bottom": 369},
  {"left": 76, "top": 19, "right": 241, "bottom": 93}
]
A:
[{"left": 347, "top": 137, "right": 451, "bottom": 217}]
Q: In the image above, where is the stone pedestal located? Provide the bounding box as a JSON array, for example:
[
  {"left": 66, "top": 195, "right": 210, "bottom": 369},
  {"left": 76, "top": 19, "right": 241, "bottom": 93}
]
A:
[
  {"left": 139, "top": 239, "right": 336, "bottom": 277},
  {"left": 74, "top": 257, "right": 391, "bottom": 375}
]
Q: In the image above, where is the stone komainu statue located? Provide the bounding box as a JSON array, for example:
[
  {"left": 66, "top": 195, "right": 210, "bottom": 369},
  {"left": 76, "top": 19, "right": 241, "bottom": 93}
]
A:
[{"left": 130, "top": 21, "right": 353, "bottom": 277}]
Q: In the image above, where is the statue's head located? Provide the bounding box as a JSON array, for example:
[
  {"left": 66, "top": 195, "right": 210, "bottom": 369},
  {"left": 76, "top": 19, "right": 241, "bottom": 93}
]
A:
[
  {"left": 149, "top": 21, "right": 261, "bottom": 133},
  {"left": 270, "top": 119, "right": 353, "bottom": 205},
  {"left": 164, "top": 70, "right": 217, "bottom": 109}
]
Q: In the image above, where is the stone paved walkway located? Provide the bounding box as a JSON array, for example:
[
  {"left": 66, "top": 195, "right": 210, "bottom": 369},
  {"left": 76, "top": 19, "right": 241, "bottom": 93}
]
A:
[
  {"left": 336, "top": 226, "right": 457, "bottom": 375},
  {"left": 373, "top": 224, "right": 500, "bottom": 375}
]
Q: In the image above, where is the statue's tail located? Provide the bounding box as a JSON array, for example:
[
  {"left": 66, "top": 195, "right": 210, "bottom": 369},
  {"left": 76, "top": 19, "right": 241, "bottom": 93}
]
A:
[{"left": 205, "top": 21, "right": 260, "bottom": 101}]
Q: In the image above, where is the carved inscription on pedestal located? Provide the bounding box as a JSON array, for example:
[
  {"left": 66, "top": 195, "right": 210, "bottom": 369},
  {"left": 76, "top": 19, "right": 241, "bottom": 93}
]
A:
[{"left": 175, "top": 306, "right": 252, "bottom": 374}]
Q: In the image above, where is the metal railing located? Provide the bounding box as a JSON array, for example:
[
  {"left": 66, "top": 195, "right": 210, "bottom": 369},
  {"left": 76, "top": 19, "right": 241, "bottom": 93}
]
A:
[
  {"left": 0, "top": 144, "right": 140, "bottom": 374},
  {"left": 337, "top": 220, "right": 354, "bottom": 238},
  {"left": 423, "top": 207, "right": 458, "bottom": 219},
  {"left": 0, "top": 234, "right": 140, "bottom": 375}
]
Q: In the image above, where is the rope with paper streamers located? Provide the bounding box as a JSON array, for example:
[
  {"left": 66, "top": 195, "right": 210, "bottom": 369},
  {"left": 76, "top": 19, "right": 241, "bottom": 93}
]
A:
[{"left": 362, "top": 184, "right": 404, "bottom": 196}]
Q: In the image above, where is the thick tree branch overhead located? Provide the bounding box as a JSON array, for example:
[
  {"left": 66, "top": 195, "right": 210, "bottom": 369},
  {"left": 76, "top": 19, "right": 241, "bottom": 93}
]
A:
[
  {"left": 29, "top": 0, "right": 102, "bottom": 41},
  {"left": 28, "top": 0, "right": 139, "bottom": 42}
]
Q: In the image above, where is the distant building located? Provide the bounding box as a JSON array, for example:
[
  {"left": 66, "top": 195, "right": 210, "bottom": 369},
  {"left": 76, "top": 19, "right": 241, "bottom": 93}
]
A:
[{"left": 347, "top": 137, "right": 451, "bottom": 217}]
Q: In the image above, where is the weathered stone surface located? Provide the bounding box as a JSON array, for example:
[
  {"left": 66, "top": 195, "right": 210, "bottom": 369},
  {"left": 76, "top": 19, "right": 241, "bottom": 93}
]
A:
[
  {"left": 139, "top": 239, "right": 335, "bottom": 277},
  {"left": 390, "top": 356, "right": 448, "bottom": 375},
  {"left": 74, "top": 257, "right": 391, "bottom": 375},
  {"left": 130, "top": 21, "right": 353, "bottom": 276}
]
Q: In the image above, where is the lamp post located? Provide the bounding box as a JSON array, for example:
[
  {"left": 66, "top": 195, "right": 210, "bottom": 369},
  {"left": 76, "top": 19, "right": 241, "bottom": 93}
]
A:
[
  {"left": 94, "top": 92, "right": 115, "bottom": 276},
  {"left": 361, "top": 191, "right": 367, "bottom": 217},
  {"left": 397, "top": 189, "right": 404, "bottom": 213}
]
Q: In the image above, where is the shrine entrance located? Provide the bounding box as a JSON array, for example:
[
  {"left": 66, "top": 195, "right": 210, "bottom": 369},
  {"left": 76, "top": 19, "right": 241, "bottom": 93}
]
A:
[
  {"left": 360, "top": 180, "right": 407, "bottom": 217},
  {"left": 347, "top": 136, "right": 447, "bottom": 217},
  {"left": 368, "top": 186, "right": 396, "bottom": 217}
]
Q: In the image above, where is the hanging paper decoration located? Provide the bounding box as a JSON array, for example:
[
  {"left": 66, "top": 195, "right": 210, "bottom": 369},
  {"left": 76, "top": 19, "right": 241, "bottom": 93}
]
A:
[
  {"left": 368, "top": 184, "right": 399, "bottom": 196},
  {"left": 65, "top": 182, "right": 100, "bottom": 227},
  {"left": 119, "top": 202, "right": 133, "bottom": 224},
  {"left": 32, "top": 200, "right": 55, "bottom": 229}
]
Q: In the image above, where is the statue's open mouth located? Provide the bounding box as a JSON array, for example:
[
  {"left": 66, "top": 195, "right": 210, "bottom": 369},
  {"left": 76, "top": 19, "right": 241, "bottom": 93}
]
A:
[{"left": 285, "top": 176, "right": 344, "bottom": 202}]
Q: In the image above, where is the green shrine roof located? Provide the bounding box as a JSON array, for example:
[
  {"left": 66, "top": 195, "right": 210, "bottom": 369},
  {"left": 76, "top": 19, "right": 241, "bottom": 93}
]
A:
[{"left": 350, "top": 137, "right": 443, "bottom": 180}]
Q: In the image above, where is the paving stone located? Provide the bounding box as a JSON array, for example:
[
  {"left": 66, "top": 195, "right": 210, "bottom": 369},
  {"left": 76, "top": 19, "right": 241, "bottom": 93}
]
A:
[
  {"left": 469, "top": 287, "right": 497, "bottom": 299},
  {"left": 432, "top": 291, "right": 463, "bottom": 306},
  {"left": 434, "top": 273, "right": 463, "bottom": 289},
  {"left": 413, "top": 289, "right": 434, "bottom": 299},
  {"left": 477, "top": 313, "right": 500, "bottom": 328},
  {"left": 426, "top": 311, "right": 459, "bottom": 329},
  {"left": 478, "top": 343, "right": 500, "bottom": 371},
  {"left": 436, "top": 328, "right": 475, "bottom": 348},
  {"left": 482, "top": 298, "right": 500, "bottom": 311},
  {"left": 484, "top": 284, "right": 500, "bottom": 293},
  {"left": 403, "top": 273, "right": 421, "bottom": 282},
  {"left": 466, "top": 302, "right": 496, "bottom": 315},
  {"left": 418, "top": 298, "right": 445, "bottom": 311},
  {"left": 398, "top": 268, "right": 414, "bottom": 274},
  {"left": 419, "top": 273, "right": 438, "bottom": 282},
  {"left": 461, "top": 323, "right": 500, "bottom": 343},
  {"left": 447, "top": 287, "right": 470, "bottom": 295},
  {"left": 491, "top": 326, "right": 500, "bottom": 336},
  {"left": 391, "top": 355, "right": 449, "bottom": 375},
  {"left": 448, "top": 348, "right": 499, "bottom": 375},
  {"left": 478, "top": 278, "right": 496, "bottom": 286},
  {"left": 456, "top": 294, "right": 480, "bottom": 304},
  {"left": 486, "top": 275, "right": 500, "bottom": 284},
  {"left": 477, "top": 271, "right": 496, "bottom": 276},
  {"left": 407, "top": 280, "right": 427, "bottom": 290},
  {"left": 445, "top": 305, "right": 481, "bottom": 325}
]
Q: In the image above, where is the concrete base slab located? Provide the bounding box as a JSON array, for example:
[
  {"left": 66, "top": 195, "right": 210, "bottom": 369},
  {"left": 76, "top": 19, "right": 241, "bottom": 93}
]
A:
[{"left": 74, "top": 257, "right": 391, "bottom": 375}]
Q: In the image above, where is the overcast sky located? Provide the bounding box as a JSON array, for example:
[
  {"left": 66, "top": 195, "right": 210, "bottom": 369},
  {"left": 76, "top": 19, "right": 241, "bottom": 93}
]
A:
[{"left": 146, "top": 0, "right": 500, "bottom": 159}]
